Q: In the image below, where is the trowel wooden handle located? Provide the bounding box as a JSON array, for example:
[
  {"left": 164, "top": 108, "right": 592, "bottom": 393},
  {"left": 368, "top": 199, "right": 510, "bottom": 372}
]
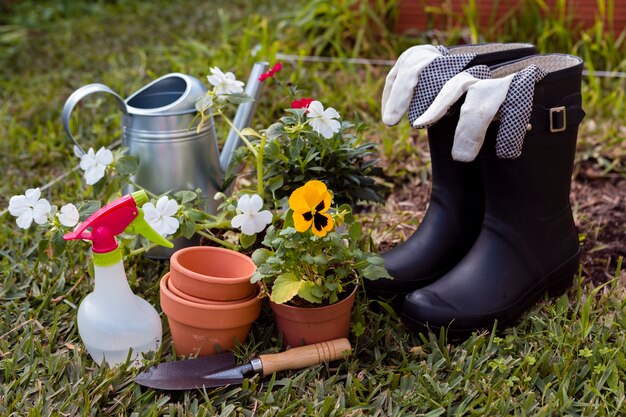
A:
[{"left": 258, "top": 338, "right": 352, "bottom": 376}]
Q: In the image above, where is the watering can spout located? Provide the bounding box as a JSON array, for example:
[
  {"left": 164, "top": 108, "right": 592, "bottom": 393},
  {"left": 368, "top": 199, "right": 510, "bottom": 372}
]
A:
[{"left": 220, "top": 61, "right": 269, "bottom": 174}]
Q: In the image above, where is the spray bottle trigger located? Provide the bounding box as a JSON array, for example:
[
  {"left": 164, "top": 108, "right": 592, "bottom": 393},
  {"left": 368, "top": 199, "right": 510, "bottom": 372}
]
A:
[{"left": 126, "top": 207, "right": 174, "bottom": 249}]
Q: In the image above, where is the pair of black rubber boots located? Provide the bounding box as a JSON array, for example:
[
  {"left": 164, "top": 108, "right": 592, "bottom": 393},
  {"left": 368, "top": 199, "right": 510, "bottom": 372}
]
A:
[{"left": 367, "top": 44, "right": 585, "bottom": 336}]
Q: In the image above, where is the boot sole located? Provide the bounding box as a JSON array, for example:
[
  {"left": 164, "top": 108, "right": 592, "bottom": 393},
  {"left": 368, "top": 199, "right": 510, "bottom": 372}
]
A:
[{"left": 402, "top": 248, "right": 581, "bottom": 339}]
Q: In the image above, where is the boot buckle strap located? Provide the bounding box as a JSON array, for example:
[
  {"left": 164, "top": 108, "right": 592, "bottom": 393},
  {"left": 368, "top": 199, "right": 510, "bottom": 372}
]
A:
[{"left": 549, "top": 106, "right": 567, "bottom": 133}]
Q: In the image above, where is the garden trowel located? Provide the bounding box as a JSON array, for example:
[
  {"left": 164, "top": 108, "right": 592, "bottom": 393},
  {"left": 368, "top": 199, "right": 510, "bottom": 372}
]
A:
[{"left": 134, "top": 338, "right": 352, "bottom": 390}]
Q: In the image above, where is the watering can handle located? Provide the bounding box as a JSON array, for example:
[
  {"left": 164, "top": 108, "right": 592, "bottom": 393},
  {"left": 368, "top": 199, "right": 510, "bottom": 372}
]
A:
[{"left": 62, "top": 83, "right": 128, "bottom": 155}]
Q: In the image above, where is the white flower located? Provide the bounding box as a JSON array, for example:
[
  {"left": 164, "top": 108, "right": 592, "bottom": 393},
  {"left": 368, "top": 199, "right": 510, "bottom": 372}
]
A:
[
  {"left": 231, "top": 194, "right": 272, "bottom": 236},
  {"left": 307, "top": 100, "right": 341, "bottom": 139},
  {"left": 8, "top": 188, "right": 52, "bottom": 229},
  {"left": 195, "top": 94, "right": 214, "bottom": 112},
  {"left": 79, "top": 146, "right": 114, "bottom": 185},
  {"left": 207, "top": 67, "right": 244, "bottom": 98},
  {"left": 142, "top": 196, "right": 179, "bottom": 237},
  {"left": 57, "top": 203, "right": 80, "bottom": 227}
]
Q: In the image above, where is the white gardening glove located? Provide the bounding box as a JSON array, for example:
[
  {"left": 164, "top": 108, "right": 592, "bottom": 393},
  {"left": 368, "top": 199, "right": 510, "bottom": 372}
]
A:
[
  {"left": 381, "top": 45, "right": 443, "bottom": 126},
  {"left": 452, "top": 74, "right": 516, "bottom": 162},
  {"left": 412, "top": 70, "right": 484, "bottom": 129}
]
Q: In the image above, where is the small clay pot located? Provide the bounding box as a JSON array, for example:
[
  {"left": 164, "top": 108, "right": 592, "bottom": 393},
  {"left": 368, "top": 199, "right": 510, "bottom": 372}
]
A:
[
  {"left": 166, "top": 273, "right": 257, "bottom": 305},
  {"left": 160, "top": 273, "right": 261, "bottom": 356},
  {"left": 169, "top": 246, "right": 256, "bottom": 301},
  {"left": 270, "top": 286, "right": 357, "bottom": 348}
]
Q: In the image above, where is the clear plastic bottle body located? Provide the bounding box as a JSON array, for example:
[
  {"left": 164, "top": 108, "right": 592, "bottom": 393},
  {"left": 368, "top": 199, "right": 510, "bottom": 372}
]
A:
[{"left": 77, "top": 260, "right": 162, "bottom": 366}]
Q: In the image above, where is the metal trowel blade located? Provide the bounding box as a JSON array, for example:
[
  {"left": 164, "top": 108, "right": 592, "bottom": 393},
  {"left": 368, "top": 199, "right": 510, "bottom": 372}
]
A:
[{"left": 134, "top": 352, "right": 237, "bottom": 390}]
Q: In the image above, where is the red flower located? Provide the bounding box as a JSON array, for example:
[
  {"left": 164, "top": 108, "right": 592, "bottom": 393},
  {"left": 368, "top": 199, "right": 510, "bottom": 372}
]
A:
[
  {"left": 291, "top": 98, "right": 314, "bottom": 110},
  {"left": 270, "top": 62, "right": 282, "bottom": 73},
  {"left": 258, "top": 62, "right": 283, "bottom": 82}
]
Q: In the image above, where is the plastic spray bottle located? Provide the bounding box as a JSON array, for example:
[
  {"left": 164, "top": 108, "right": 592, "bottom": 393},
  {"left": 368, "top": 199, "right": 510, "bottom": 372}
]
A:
[{"left": 64, "top": 190, "right": 173, "bottom": 366}]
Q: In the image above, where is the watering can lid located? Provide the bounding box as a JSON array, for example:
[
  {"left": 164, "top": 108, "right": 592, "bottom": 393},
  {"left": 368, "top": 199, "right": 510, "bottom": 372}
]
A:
[{"left": 124, "top": 72, "right": 208, "bottom": 116}]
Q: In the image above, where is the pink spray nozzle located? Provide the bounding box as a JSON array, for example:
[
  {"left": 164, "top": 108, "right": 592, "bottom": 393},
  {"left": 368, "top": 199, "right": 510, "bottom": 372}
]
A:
[{"left": 63, "top": 193, "right": 142, "bottom": 253}]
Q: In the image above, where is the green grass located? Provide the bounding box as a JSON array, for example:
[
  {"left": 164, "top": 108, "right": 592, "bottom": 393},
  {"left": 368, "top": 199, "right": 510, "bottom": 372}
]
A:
[{"left": 2, "top": 0, "right": 626, "bottom": 415}]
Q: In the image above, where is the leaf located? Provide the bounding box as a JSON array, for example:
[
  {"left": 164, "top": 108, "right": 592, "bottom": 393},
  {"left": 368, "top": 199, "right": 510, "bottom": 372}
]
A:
[
  {"left": 348, "top": 221, "right": 362, "bottom": 245},
  {"left": 38, "top": 239, "right": 51, "bottom": 261},
  {"left": 224, "top": 92, "right": 254, "bottom": 104},
  {"left": 311, "top": 254, "right": 328, "bottom": 265},
  {"left": 115, "top": 155, "right": 138, "bottom": 175},
  {"left": 362, "top": 265, "right": 392, "bottom": 280},
  {"left": 250, "top": 270, "right": 264, "bottom": 284},
  {"left": 270, "top": 273, "right": 303, "bottom": 304},
  {"left": 50, "top": 229, "right": 67, "bottom": 257},
  {"left": 180, "top": 219, "right": 195, "bottom": 239},
  {"left": 265, "top": 122, "right": 285, "bottom": 140},
  {"left": 298, "top": 281, "right": 323, "bottom": 304},
  {"left": 78, "top": 200, "right": 101, "bottom": 221},
  {"left": 352, "top": 321, "right": 365, "bottom": 337},
  {"left": 187, "top": 208, "right": 209, "bottom": 222},
  {"left": 240, "top": 127, "right": 263, "bottom": 139},
  {"left": 252, "top": 248, "right": 273, "bottom": 265},
  {"left": 239, "top": 232, "right": 256, "bottom": 249},
  {"left": 266, "top": 175, "right": 284, "bottom": 193},
  {"left": 367, "top": 254, "right": 386, "bottom": 266},
  {"left": 174, "top": 190, "right": 198, "bottom": 205}
]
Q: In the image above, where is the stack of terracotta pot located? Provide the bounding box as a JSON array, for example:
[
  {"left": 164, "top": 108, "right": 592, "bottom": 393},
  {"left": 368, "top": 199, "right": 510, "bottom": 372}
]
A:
[{"left": 160, "top": 246, "right": 261, "bottom": 356}]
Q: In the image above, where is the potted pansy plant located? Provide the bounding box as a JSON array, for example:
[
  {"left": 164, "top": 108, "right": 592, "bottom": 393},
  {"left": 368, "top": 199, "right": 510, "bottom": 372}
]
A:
[{"left": 249, "top": 179, "right": 390, "bottom": 347}]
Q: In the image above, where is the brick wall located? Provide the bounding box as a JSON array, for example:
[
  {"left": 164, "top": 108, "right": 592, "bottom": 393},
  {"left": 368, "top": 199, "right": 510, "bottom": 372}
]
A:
[{"left": 395, "top": 0, "right": 626, "bottom": 34}]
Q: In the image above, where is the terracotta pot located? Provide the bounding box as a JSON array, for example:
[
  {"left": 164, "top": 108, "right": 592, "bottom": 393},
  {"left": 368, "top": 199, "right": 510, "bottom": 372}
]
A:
[
  {"left": 270, "top": 286, "right": 357, "bottom": 347},
  {"left": 160, "top": 273, "right": 261, "bottom": 356},
  {"left": 169, "top": 246, "right": 256, "bottom": 301},
  {"left": 166, "top": 273, "right": 257, "bottom": 305}
]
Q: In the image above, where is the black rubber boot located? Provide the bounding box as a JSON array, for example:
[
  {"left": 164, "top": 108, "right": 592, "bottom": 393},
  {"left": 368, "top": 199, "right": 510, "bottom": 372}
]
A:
[
  {"left": 367, "top": 44, "right": 537, "bottom": 304},
  {"left": 402, "top": 55, "right": 586, "bottom": 335}
]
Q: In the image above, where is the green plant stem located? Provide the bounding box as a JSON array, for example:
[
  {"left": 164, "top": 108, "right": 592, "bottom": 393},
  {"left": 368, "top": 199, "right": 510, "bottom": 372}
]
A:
[
  {"left": 128, "top": 242, "right": 160, "bottom": 257},
  {"left": 195, "top": 221, "right": 232, "bottom": 230},
  {"left": 196, "top": 230, "right": 237, "bottom": 250},
  {"left": 217, "top": 110, "right": 258, "bottom": 158},
  {"left": 256, "top": 134, "right": 266, "bottom": 198},
  {"left": 216, "top": 109, "right": 266, "bottom": 198},
  {"left": 127, "top": 179, "right": 159, "bottom": 199}
]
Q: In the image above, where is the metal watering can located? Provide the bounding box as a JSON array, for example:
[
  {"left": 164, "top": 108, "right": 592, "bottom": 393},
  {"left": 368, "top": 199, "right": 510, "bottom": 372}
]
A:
[{"left": 62, "top": 62, "right": 269, "bottom": 215}]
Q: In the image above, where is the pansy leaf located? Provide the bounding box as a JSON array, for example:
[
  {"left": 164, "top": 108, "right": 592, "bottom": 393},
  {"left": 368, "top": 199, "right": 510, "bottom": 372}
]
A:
[
  {"left": 252, "top": 248, "right": 273, "bottom": 265},
  {"left": 298, "top": 281, "right": 323, "bottom": 304},
  {"left": 270, "top": 273, "right": 303, "bottom": 304},
  {"left": 250, "top": 270, "right": 264, "bottom": 284},
  {"left": 367, "top": 254, "right": 386, "bottom": 266},
  {"left": 312, "top": 254, "right": 328, "bottom": 265},
  {"left": 362, "top": 265, "right": 392, "bottom": 280}
]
